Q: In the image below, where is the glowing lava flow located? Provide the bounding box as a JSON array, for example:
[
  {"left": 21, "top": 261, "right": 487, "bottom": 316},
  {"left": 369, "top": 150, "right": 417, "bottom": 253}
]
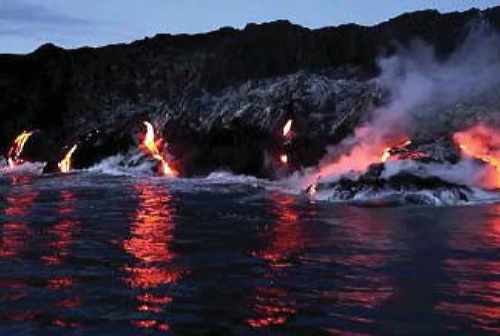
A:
[
  {"left": 380, "top": 140, "right": 412, "bottom": 163},
  {"left": 301, "top": 124, "right": 411, "bottom": 189},
  {"left": 280, "top": 119, "right": 293, "bottom": 165},
  {"left": 141, "top": 122, "right": 177, "bottom": 176},
  {"left": 283, "top": 119, "right": 293, "bottom": 137},
  {"left": 7, "top": 131, "right": 33, "bottom": 167},
  {"left": 453, "top": 124, "right": 500, "bottom": 188},
  {"left": 58, "top": 145, "right": 78, "bottom": 173}
]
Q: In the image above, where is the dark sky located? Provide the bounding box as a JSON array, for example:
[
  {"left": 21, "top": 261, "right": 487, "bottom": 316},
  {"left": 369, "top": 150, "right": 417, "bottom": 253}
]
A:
[{"left": 1, "top": 0, "right": 499, "bottom": 54}]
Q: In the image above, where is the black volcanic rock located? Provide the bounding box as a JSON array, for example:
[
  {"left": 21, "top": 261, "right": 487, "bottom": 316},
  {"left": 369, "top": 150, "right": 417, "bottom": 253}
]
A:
[
  {"left": 313, "top": 164, "right": 472, "bottom": 206},
  {"left": 163, "top": 70, "right": 381, "bottom": 176},
  {"left": 1, "top": 7, "right": 500, "bottom": 176}
]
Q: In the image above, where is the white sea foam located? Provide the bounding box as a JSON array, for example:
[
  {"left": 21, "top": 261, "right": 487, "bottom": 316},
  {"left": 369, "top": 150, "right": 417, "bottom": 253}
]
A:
[
  {"left": 57, "top": 151, "right": 500, "bottom": 207},
  {"left": 0, "top": 161, "right": 46, "bottom": 176},
  {"left": 86, "top": 153, "right": 157, "bottom": 177}
]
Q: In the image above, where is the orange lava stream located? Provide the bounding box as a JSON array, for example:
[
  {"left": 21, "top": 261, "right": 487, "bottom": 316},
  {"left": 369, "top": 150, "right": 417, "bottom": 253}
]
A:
[
  {"left": 142, "top": 122, "right": 177, "bottom": 177},
  {"left": 7, "top": 131, "right": 33, "bottom": 167},
  {"left": 58, "top": 145, "right": 78, "bottom": 173},
  {"left": 380, "top": 140, "right": 412, "bottom": 163},
  {"left": 283, "top": 119, "right": 293, "bottom": 137}
]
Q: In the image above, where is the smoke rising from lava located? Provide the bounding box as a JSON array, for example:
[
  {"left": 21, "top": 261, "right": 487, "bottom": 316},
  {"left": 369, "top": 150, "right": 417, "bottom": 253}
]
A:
[{"left": 303, "top": 20, "right": 500, "bottom": 188}]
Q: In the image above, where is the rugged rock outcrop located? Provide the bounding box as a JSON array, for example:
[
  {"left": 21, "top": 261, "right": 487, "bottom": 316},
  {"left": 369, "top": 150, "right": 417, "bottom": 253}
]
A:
[
  {"left": 1, "top": 6, "right": 500, "bottom": 176},
  {"left": 311, "top": 163, "right": 474, "bottom": 206}
]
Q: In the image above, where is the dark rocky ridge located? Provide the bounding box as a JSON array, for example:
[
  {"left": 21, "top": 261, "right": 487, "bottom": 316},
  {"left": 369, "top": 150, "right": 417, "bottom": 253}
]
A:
[{"left": 1, "top": 6, "right": 500, "bottom": 176}]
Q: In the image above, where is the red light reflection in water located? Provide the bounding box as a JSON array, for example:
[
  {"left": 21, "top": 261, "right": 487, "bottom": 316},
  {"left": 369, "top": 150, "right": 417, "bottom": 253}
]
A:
[
  {"left": 436, "top": 205, "right": 500, "bottom": 333},
  {"left": 0, "top": 176, "right": 39, "bottom": 323},
  {"left": 0, "top": 176, "right": 37, "bottom": 258},
  {"left": 247, "top": 193, "right": 302, "bottom": 328},
  {"left": 123, "top": 183, "right": 181, "bottom": 332},
  {"left": 41, "top": 190, "right": 81, "bottom": 329},
  {"left": 331, "top": 207, "right": 393, "bottom": 311},
  {"left": 254, "top": 193, "right": 303, "bottom": 268},
  {"left": 42, "top": 191, "right": 80, "bottom": 266}
]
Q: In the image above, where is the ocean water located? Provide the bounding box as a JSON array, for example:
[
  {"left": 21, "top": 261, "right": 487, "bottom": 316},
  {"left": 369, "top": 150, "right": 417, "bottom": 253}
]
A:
[{"left": 0, "top": 171, "right": 499, "bottom": 335}]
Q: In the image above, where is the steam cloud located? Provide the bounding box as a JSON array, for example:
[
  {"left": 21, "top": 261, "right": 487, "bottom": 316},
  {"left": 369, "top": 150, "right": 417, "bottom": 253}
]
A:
[{"left": 303, "top": 19, "right": 500, "bottom": 188}]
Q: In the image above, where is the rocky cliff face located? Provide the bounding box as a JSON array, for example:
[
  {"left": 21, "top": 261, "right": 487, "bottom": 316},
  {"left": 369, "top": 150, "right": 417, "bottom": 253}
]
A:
[{"left": 1, "top": 6, "right": 500, "bottom": 176}]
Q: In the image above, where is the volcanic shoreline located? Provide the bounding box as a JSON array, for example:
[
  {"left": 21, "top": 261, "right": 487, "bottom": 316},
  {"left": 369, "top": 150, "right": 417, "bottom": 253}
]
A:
[{"left": 1, "top": 6, "right": 500, "bottom": 186}]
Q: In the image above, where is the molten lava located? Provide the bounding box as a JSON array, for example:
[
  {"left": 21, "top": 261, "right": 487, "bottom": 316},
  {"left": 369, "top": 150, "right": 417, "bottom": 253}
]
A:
[
  {"left": 7, "top": 131, "right": 33, "bottom": 167},
  {"left": 279, "top": 119, "right": 293, "bottom": 166},
  {"left": 453, "top": 124, "right": 500, "bottom": 188},
  {"left": 283, "top": 119, "right": 293, "bottom": 137},
  {"left": 141, "top": 122, "right": 177, "bottom": 176},
  {"left": 304, "top": 124, "right": 411, "bottom": 188},
  {"left": 58, "top": 145, "right": 78, "bottom": 173},
  {"left": 380, "top": 140, "right": 412, "bottom": 163}
]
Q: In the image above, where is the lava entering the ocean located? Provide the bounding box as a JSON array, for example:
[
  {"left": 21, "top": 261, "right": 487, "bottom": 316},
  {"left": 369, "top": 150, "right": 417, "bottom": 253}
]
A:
[
  {"left": 7, "top": 131, "right": 33, "bottom": 168},
  {"left": 381, "top": 140, "right": 412, "bottom": 163},
  {"left": 307, "top": 125, "right": 410, "bottom": 183},
  {"left": 453, "top": 124, "right": 500, "bottom": 188},
  {"left": 141, "top": 122, "right": 177, "bottom": 177},
  {"left": 58, "top": 145, "right": 78, "bottom": 173}
]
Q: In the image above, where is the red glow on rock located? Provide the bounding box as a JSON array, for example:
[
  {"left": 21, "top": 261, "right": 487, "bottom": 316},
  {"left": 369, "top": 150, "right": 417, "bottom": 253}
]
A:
[
  {"left": 453, "top": 123, "right": 500, "bottom": 189},
  {"left": 305, "top": 126, "right": 410, "bottom": 187}
]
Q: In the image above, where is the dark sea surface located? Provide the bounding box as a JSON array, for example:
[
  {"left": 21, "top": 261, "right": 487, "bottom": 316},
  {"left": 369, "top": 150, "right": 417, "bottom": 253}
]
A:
[{"left": 0, "top": 172, "right": 499, "bottom": 335}]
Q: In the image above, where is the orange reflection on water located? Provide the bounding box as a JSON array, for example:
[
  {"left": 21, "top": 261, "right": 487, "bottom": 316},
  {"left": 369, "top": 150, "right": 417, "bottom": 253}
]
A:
[
  {"left": 0, "top": 176, "right": 38, "bottom": 258},
  {"left": 247, "top": 193, "right": 302, "bottom": 328},
  {"left": 137, "top": 293, "right": 173, "bottom": 314},
  {"left": 437, "top": 259, "right": 500, "bottom": 333},
  {"left": 40, "top": 190, "right": 81, "bottom": 329},
  {"left": 42, "top": 191, "right": 80, "bottom": 265},
  {"left": 0, "top": 176, "right": 38, "bottom": 323},
  {"left": 123, "top": 183, "right": 180, "bottom": 287},
  {"left": 332, "top": 207, "right": 394, "bottom": 310},
  {"left": 123, "top": 183, "right": 181, "bottom": 332},
  {"left": 57, "top": 296, "right": 81, "bottom": 309},
  {"left": 132, "top": 320, "right": 170, "bottom": 332},
  {"left": 47, "top": 277, "right": 74, "bottom": 290},
  {"left": 254, "top": 193, "right": 303, "bottom": 268},
  {"left": 52, "top": 319, "right": 80, "bottom": 328},
  {"left": 246, "top": 287, "right": 297, "bottom": 329},
  {"left": 437, "top": 204, "right": 500, "bottom": 333}
]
